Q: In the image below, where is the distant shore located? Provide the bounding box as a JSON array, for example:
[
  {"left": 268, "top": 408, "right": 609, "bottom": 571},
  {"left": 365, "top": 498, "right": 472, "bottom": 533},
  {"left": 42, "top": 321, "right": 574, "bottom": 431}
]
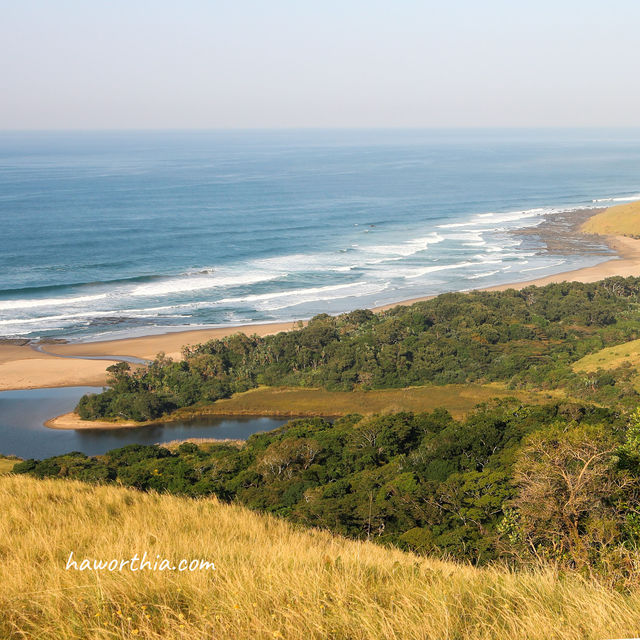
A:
[
  {"left": 2, "top": 202, "right": 640, "bottom": 394},
  {"left": 374, "top": 234, "right": 640, "bottom": 311}
]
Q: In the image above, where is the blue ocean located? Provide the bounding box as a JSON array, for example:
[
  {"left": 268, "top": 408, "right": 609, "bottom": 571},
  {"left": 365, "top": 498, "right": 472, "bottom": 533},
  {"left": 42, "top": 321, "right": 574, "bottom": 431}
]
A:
[{"left": 1, "top": 129, "right": 640, "bottom": 342}]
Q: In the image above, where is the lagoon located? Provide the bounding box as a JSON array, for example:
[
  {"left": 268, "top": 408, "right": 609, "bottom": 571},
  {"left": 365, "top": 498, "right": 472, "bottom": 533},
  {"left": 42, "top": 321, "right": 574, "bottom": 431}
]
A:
[{"left": 0, "top": 386, "right": 288, "bottom": 459}]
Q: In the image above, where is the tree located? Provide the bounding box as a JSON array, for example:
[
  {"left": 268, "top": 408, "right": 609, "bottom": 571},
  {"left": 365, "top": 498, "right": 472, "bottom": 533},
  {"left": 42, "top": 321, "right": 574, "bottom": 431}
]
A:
[{"left": 504, "top": 423, "right": 640, "bottom": 569}]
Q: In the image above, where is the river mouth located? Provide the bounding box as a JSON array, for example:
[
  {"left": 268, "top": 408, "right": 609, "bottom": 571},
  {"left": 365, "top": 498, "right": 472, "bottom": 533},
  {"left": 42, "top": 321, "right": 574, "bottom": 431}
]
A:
[{"left": 0, "top": 387, "right": 289, "bottom": 459}]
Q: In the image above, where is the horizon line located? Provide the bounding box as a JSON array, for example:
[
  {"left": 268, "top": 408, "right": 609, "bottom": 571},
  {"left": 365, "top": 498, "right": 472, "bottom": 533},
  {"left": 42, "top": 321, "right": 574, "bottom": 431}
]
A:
[{"left": 2, "top": 125, "right": 640, "bottom": 134}]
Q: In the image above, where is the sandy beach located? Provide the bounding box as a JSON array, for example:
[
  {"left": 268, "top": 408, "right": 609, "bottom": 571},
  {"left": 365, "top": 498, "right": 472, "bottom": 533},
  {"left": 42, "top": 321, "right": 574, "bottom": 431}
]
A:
[
  {"left": 374, "top": 234, "right": 640, "bottom": 311},
  {"left": 0, "top": 343, "right": 115, "bottom": 392},
  {"left": 0, "top": 321, "right": 301, "bottom": 392},
  {"left": 2, "top": 205, "right": 640, "bottom": 393}
]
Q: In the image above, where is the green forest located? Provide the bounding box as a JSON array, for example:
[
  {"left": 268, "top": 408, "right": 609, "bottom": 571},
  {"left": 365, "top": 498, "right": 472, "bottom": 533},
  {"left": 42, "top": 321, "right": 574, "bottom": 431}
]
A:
[
  {"left": 77, "top": 277, "right": 640, "bottom": 422},
  {"left": 19, "top": 276, "right": 640, "bottom": 583},
  {"left": 15, "top": 400, "right": 640, "bottom": 583}
]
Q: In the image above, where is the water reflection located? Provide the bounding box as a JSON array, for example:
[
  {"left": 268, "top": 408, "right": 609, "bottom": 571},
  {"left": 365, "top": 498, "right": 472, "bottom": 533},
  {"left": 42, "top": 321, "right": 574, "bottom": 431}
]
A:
[{"left": 0, "top": 387, "right": 288, "bottom": 459}]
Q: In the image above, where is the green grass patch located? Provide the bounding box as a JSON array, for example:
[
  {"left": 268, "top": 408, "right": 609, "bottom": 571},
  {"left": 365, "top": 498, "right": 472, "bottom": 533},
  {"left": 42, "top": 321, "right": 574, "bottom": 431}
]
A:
[
  {"left": 573, "top": 338, "right": 640, "bottom": 373},
  {"left": 171, "top": 383, "right": 556, "bottom": 420}
]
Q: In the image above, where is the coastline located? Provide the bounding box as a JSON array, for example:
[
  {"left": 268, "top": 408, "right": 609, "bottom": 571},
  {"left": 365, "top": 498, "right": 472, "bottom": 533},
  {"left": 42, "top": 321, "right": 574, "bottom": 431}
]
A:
[
  {"left": 374, "top": 234, "right": 640, "bottom": 311},
  {"left": 0, "top": 321, "right": 302, "bottom": 392},
  {"left": 2, "top": 205, "right": 640, "bottom": 396}
]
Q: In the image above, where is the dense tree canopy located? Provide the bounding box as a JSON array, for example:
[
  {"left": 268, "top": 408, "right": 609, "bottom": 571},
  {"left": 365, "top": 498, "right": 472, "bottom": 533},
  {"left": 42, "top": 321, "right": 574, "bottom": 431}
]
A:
[
  {"left": 77, "top": 277, "right": 640, "bottom": 421},
  {"left": 16, "top": 400, "right": 640, "bottom": 578},
  {"left": 19, "top": 277, "right": 640, "bottom": 583}
]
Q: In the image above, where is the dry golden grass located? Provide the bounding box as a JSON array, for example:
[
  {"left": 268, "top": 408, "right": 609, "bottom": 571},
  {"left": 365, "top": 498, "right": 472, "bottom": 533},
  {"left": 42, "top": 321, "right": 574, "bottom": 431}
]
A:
[
  {"left": 157, "top": 438, "right": 244, "bottom": 450},
  {"left": 572, "top": 339, "right": 640, "bottom": 391},
  {"left": 581, "top": 200, "right": 640, "bottom": 236},
  {"left": 573, "top": 338, "right": 640, "bottom": 373},
  {"left": 176, "top": 384, "right": 554, "bottom": 421},
  {"left": 2, "top": 474, "right": 640, "bottom": 639},
  {"left": 0, "top": 456, "right": 18, "bottom": 475}
]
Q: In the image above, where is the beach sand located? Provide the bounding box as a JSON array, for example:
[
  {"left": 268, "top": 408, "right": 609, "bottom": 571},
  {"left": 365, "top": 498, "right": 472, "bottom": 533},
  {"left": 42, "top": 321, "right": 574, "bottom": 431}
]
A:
[
  {"left": 3, "top": 208, "right": 640, "bottom": 393},
  {"left": 0, "top": 344, "right": 113, "bottom": 392},
  {"left": 374, "top": 234, "right": 640, "bottom": 311},
  {"left": 0, "top": 321, "right": 300, "bottom": 392},
  {"left": 44, "top": 412, "right": 154, "bottom": 430},
  {"left": 0, "top": 322, "right": 304, "bottom": 391},
  {"left": 41, "top": 320, "right": 304, "bottom": 362}
]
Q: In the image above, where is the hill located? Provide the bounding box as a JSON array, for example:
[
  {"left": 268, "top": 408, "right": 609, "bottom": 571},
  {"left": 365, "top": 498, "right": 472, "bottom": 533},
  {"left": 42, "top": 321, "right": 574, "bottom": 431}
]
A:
[
  {"left": 581, "top": 200, "right": 640, "bottom": 237},
  {"left": 0, "top": 456, "right": 17, "bottom": 475},
  {"left": 19, "top": 402, "right": 639, "bottom": 567},
  {"left": 1, "top": 473, "right": 640, "bottom": 640}
]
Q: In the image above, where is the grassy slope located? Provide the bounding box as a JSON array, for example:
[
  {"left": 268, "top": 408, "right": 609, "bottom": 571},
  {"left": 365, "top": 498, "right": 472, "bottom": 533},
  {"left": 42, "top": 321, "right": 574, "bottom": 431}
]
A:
[
  {"left": 574, "top": 337, "right": 640, "bottom": 373},
  {"left": 581, "top": 201, "right": 640, "bottom": 236},
  {"left": 0, "top": 456, "right": 17, "bottom": 475},
  {"left": 172, "top": 384, "right": 556, "bottom": 421},
  {"left": 573, "top": 338, "right": 640, "bottom": 391},
  {"left": 2, "top": 474, "right": 640, "bottom": 640}
]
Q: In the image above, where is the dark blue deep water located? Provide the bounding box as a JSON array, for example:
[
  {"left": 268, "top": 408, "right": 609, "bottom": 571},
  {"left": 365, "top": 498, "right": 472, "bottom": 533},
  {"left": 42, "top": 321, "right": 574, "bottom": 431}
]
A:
[{"left": 1, "top": 128, "right": 640, "bottom": 341}]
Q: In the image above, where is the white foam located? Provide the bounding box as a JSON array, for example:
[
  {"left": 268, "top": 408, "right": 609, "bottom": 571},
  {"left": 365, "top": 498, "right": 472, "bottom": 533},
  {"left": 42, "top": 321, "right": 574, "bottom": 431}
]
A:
[
  {"left": 210, "top": 281, "right": 394, "bottom": 312},
  {"left": 520, "top": 260, "right": 567, "bottom": 272},
  {"left": 130, "top": 272, "right": 283, "bottom": 297},
  {"left": 0, "top": 309, "right": 119, "bottom": 326},
  {"left": 251, "top": 234, "right": 444, "bottom": 275},
  {"left": 437, "top": 206, "right": 567, "bottom": 231},
  {"left": 251, "top": 253, "right": 321, "bottom": 271},
  {"left": 0, "top": 294, "right": 108, "bottom": 311},
  {"left": 216, "top": 282, "right": 368, "bottom": 306},
  {"left": 442, "top": 231, "right": 484, "bottom": 241},
  {"left": 592, "top": 194, "right": 640, "bottom": 203},
  {"left": 476, "top": 251, "right": 536, "bottom": 261},
  {"left": 331, "top": 265, "right": 358, "bottom": 272},
  {"left": 251, "top": 252, "right": 363, "bottom": 274},
  {"left": 380, "top": 260, "right": 475, "bottom": 279},
  {"left": 466, "top": 270, "right": 501, "bottom": 280},
  {"left": 260, "top": 282, "right": 390, "bottom": 311},
  {"left": 437, "top": 221, "right": 473, "bottom": 229},
  {"left": 0, "top": 302, "right": 207, "bottom": 328},
  {"left": 364, "top": 232, "right": 444, "bottom": 257}
]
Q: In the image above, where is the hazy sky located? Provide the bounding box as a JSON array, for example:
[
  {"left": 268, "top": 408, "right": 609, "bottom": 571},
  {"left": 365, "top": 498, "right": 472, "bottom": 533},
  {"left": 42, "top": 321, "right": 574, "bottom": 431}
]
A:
[{"left": 2, "top": 0, "right": 639, "bottom": 129}]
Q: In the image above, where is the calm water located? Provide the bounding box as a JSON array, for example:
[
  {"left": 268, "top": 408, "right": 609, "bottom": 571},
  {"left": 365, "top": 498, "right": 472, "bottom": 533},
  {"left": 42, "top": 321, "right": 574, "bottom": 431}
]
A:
[
  {"left": 2, "top": 129, "right": 640, "bottom": 341},
  {"left": 0, "top": 387, "right": 288, "bottom": 459}
]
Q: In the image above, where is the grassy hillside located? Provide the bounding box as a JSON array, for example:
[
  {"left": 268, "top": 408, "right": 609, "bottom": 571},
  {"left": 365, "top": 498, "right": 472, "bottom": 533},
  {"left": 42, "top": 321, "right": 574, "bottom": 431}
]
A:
[
  {"left": 572, "top": 336, "right": 640, "bottom": 391},
  {"left": 0, "top": 456, "right": 17, "bottom": 475},
  {"left": 581, "top": 201, "right": 640, "bottom": 236},
  {"left": 2, "top": 474, "right": 640, "bottom": 640},
  {"left": 574, "top": 337, "right": 640, "bottom": 372},
  {"left": 23, "top": 403, "right": 636, "bottom": 566}
]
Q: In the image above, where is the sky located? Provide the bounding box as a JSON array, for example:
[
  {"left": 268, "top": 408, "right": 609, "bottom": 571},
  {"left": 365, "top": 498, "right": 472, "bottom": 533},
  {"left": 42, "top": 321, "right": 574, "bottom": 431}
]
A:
[{"left": 1, "top": 0, "right": 640, "bottom": 129}]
